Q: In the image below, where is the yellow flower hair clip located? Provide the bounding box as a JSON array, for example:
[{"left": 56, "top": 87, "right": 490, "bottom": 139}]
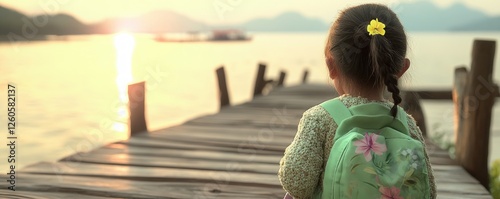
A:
[{"left": 367, "top": 18, "right": 386, "bottom": 36}]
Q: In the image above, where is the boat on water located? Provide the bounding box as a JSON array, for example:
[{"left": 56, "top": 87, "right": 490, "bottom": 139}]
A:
[
  {"left": 154, "top": 29, "right": 251, "bottom": 42},
  {"left": 210, "top": 29, "right": 251, "bottom": 41}
]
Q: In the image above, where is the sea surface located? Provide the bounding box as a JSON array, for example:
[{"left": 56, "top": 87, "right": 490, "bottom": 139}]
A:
[{"left": 0, "top": 32, "right": 499, "bottom": 173}]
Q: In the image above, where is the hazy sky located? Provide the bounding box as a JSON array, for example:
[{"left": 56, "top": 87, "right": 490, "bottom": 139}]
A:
[{"left": 1, "top": 0, "right": 499, "bottom": 25}]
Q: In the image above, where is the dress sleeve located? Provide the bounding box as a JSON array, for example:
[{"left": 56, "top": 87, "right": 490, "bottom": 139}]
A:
[
  {"left": 278, "top": 106, "right": 327, "bottom": 199},
  {"left": 407, "top": 115, "right": 437, "bottom": 199}
]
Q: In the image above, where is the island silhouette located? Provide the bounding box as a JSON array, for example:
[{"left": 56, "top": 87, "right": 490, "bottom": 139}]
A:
[{"left": 0, "top": 1, "right": 499, "bottom": 40}]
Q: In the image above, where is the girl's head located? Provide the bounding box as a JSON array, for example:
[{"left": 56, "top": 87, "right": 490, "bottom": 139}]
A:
[{"left": 325, "top": 4, "right": 409, "bottom": 117}]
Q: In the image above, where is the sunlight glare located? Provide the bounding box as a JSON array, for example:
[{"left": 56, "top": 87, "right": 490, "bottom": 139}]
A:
[
  {"left": 113, "top": 32, "right": 135, "bottom": 137},
  {"left": 114, "top": 32, "right": 135, "bottom": 102}
]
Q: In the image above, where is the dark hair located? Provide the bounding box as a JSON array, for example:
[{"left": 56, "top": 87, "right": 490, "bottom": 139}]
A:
[{"left": 325, "top": 4, "right": 407, "bottom": 117}]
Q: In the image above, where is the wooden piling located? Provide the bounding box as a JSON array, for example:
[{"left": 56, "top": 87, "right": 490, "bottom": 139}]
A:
[
  {"left": 253, "top": 63, "right": 267, "bottom": 97},
  {"left": 401, "top": 91, "right": 427, "bottom": 136},
  {"left": 452, "top": 66, "right": 468, "bottom": 144},
  {"left": 302, "top": 69, "right": 309, "bottom": 84},
  {"left": 277, "top": 71, "right": 286, "bottom": 87},
  {"left": 128, "top": 81, "right": 148, "bottom": 136},
  {"left": 216, "top": 67, "right": 230, "bottom": 108},
  {"left": 454, "top": 40, "right": 496, "bottom": 189}
]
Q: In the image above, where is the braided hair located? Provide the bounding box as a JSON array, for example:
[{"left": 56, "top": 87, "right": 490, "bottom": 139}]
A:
[{"left": 325, "top": 4, "right": 407, "bottom": 117}]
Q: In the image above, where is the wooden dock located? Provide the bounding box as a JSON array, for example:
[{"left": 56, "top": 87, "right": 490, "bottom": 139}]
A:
[{"left": 2, "top": 84, "right": 493, "bottom": 199}]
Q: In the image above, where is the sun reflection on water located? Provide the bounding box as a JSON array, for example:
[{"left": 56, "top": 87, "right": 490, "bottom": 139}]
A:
[
  {"left": 114, "top": 32, "right": 135, "bottom": 102},
  {"left": 113, "top": 32, "right": 135, "bottom": 135}
]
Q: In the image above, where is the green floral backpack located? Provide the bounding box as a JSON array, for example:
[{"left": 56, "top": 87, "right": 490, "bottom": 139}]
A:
[{"left": 316, "top": 99, "right": 431, "bottom": 199}]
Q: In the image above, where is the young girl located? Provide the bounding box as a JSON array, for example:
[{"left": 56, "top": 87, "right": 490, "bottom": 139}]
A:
[{"left": 278, "top": 4, "right": 436, "bottom": 199}]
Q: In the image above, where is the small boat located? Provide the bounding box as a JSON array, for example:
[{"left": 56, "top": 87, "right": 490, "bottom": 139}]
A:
[
  {"left": 154, "top": 30, "right": 251, "bottom": 42},
  {"left": 208, "top": 29, "right": 251, "bottom": 41}
]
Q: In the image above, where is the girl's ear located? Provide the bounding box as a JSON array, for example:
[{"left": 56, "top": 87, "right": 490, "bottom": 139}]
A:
[
  {"left": 398, "top": 58, "right": 411, "bottom": 78},
  {"left": 326, "top": 56, "right": 338, "bottom": 79}
]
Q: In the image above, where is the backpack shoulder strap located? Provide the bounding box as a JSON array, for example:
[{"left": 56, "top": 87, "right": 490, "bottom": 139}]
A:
[
  {"left": 321, "top": 99, "right": 410, "bottom": 133},
  {"left": 320, "top": 98, "right": 352, "bottom": 125}
]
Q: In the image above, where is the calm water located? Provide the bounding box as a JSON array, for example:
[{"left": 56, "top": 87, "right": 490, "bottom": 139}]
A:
[{"left": 0, "top": 32, "right": 499, "bottom": 172}]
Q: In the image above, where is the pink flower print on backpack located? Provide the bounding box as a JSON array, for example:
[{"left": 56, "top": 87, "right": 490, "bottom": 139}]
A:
[{"left": 353, "top": 133, "right": 387, "bottom": 161}]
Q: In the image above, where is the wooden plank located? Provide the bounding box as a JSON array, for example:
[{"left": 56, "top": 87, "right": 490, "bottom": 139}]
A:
[
  {"left": 433, "top": 165, "right": 483, "bottom": 183},
  {"left": 146, "top": 126, "right": 295, "bottom": 143},
  {"left": 93, "top": 143, "right": 282, "bottom": 164},
  {"left": 146, "top": 134, "right": 291, "bottom": 150},
  {"left": 21, "top": 162, "right": 281, "bottom": 187},
  {"left": 145, "top": 125, "right": 296, "bottom": 141},
  {"left": 184, "top": 119, "right": 298, "bottom": 132},
  {"left": 183, "top": 104, "right": 305, "bottom": 129},
  {"left": 118, "top": 136, "right": 285, "bottom": 155},
  {"left": 185, "top": 112, "right": 300, "bottom": 129},
  {"left": 4, "top": 173, "right": 282, "bottom": 199},
  {"left": 0, "top": 191, "right": 113, "bottom": 199},
  {"left": 60, "top": 151, "right": 278, "bottom": 174}
]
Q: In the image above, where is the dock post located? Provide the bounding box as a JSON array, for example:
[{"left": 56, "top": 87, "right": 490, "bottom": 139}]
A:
[
  {"left": 302, "top": 69, "right": 309, "bottom": 84},
  {"left": 454, "top": 40, "right": 496, "bottom": 189},
  {"left": 401, "top": 91, "right": 427, "bottom": 136},
  {"left": 253, "top": 63, "right": 267, "bottom": 97},
  {"left": 277, "top": 71, "right": 286, "bottom": 87},
  {"left": 452, "top": 66, "right": 468, "bottom": 144},
  {"left": 128, "top": 81, "right": 148, "bottom": 136},
  {"left": 216, "top": 66, "right": 230, "bottom": 108}
]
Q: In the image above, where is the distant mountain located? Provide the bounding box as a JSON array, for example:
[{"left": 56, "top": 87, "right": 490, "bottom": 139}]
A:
[
  {"left": 452, "top": 16, "right": 500, "bottom": 31},
  {"left": 36, "top": 14, "right": 89, "bottom": 35},
  {"left": 91, "top": 10, "right": 208, "bottom": 33},
  {"left": 396, "top": 1, "right": 491, "bottom": 31},
  {"left": 234, "top": 2, "right": 499, "bottom": 32},
  {"left": 0, "top": 6, "right": 88, "bottom": 36},
  {"left": 0, "top": 6, "right": 29, "bottom": 35},
  {"left": 239, "top": 11, "right": 328, "bottom": 32}
]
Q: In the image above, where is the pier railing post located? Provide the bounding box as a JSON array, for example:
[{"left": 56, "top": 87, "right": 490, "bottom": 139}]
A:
[
  {"left": 253, "top": 63, "right": 269, "bottom": 97},
  {"left": 128, "top": 81, "right": 148, "bottom": 136},
  {"left": 401, "top": 91, "right": 427, "bottom": 136},
  {"left": 454, "top": 40, "right": 496, "bottom": 189},
  {"left": 302, "top": 69, "right": 309, "bottom": 84},
  {"left": 216, "top": 66, "right": 230, "bottom": 108},
  {"left": 452, "top": 66, "right": 468, "bottom": 144},
  {"left": 277, "top": 71, "right": 286, "bottom": 87}
]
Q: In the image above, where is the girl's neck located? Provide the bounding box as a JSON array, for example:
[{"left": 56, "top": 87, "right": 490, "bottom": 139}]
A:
[{"left": 339, "top": 85, "right": 385, "bottom": 101}]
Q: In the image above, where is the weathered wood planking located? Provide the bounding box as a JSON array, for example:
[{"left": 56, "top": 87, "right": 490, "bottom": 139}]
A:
[{"left": 1, "top": 84, "right": 492, "bottom": 198}]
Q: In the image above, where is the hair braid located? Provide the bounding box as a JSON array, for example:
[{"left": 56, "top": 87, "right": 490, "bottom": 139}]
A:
[
  {"left": 369, "top": 33, "right": 402, "bottom": 118},
  {"left": 385, "top": 74, "right": 402, "bottom": 117}
]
